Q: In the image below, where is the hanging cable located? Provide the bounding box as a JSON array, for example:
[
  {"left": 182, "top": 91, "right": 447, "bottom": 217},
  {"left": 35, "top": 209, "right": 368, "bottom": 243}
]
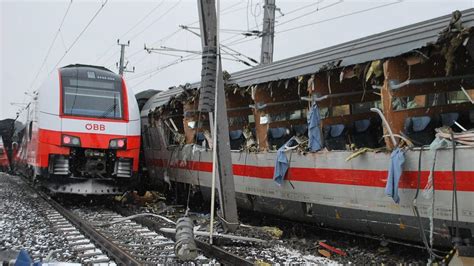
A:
[{"left": 450, "top": 131, "right": 461, "bottom": 246}]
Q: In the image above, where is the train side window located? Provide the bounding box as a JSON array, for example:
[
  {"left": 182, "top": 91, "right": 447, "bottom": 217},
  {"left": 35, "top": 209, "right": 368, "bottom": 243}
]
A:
[
  {"left": 351, "top": 101, "right": 381, "bottom": 114},
  {"left": 447, "top": 89, "right": 474, "bottom": 104},
  {"left": 331, "top": 104, "right": 351, "bottom": 116}
]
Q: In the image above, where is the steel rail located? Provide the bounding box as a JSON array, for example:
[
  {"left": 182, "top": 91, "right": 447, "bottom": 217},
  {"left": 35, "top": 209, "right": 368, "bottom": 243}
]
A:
[
  {"left": 24, "top": 182, "right": 142, "bottom": 265},
  {"left": 113, "top": 206, "right": 254, "bottom": 266}
]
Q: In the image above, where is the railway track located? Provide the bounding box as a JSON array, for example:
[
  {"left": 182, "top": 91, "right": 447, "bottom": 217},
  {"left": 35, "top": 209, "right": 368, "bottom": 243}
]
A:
[{"left": 21, "top": 179, "right": 253, "bottom": 265}]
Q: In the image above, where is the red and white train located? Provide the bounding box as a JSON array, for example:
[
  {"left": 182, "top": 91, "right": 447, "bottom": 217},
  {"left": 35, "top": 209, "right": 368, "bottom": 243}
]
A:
[
  {"left": 15, "top": 64, "right": 140, "bottom": 194},
  {"left": 0, "top": 139, "right": 9, "bottom": 172}
]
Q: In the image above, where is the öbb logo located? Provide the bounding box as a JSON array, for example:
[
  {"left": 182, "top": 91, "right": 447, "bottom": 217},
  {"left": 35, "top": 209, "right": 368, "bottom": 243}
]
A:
[{"left": 85, "top": 123, "right": 106, "bottom": 131}]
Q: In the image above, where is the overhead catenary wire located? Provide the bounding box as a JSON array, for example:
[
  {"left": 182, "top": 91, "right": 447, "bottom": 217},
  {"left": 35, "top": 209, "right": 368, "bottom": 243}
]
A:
[
  {"left": 178, "top": 25, "right": 258, "bottom": 65},
  {"left": 273, "top": 0, "right": 343, "bottom": 28},
  {"left": 94, "top": 0, "right": 166, "bottom": 64},
  {"left": 135, "top": 2, "right": 245, "bottom": 55},
  {"left": 48, "top": 0, "right": 109, "bottom": 74},
  {"left": 222, "top": 0, "right": 342, "bottom": 46},
  {"left": 100, "top": 0, "right": 183, "bottom": 67},
  {"left": 29, "top": 0, "right": 73, "bottom": 93},
  {"left": 276, "top": 0, "right": 404, "bottom": 34},
  {"left": 128, "top": 54, "right": 200, "bottom": 88},
  {"left": 128, "top": 0, "right": 183, "bottom": 42},
  {"left": 103, "top": 1, "right": 246, "bottom": 74}
]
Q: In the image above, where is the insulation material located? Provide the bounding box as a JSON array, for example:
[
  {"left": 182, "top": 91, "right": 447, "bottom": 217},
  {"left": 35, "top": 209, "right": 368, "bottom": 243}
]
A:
[
  {"left": 423, "top": 136, "right": 452, "bottom": 247},
  {"left": 273, "top": 137, "right": 297, "bottom": 185},
  {"left": 307, "top": 104, "right": 323, "bottom": 152}
]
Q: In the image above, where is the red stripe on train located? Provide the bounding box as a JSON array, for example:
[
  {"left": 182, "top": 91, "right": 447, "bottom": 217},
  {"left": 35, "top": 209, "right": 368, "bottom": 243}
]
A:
[{"left": 151, "top": 159, "right": 474, "bottom": 192}]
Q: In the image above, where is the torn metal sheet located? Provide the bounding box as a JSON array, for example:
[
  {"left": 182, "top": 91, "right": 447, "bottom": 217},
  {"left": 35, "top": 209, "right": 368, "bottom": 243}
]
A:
[{"left": 228, "top": 8, "right": 474, "bottom": 87}]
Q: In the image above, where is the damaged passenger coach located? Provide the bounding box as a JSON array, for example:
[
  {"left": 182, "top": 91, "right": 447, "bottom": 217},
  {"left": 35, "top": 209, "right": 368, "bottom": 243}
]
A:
[{"left": 140, "top": 9, "right": 474, "bottom": 249}]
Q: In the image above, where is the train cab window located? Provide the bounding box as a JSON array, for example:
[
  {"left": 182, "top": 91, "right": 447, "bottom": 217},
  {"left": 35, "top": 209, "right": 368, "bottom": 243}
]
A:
[{"left": 61, "top": 68, "right": 123, "bottom": 119}]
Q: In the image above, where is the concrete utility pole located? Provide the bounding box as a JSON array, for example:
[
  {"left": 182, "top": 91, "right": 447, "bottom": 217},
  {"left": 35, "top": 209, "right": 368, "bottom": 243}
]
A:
[
  {"left": 260, "top": 0, "right": 276, "bottom": 65},
  {"left": 117, "top": 40, "right": 135, "bottom": 76},
  {"left": 197, "top": 0, "right": 239, "bottom": 233}
]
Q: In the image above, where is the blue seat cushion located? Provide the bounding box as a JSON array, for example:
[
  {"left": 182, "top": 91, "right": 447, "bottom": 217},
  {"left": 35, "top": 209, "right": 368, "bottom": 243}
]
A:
[
  {"left": 440, "top": 112, "right": 459, "bottom": 127},
  {"left": 354, "top": 119, "right": 371, "bottom": 133},
  {"left": 269, "top": 127, "right": 288, "bottom": 139},
  {"left": 229, "top": 130, "right": 243, "bottom": 140}
]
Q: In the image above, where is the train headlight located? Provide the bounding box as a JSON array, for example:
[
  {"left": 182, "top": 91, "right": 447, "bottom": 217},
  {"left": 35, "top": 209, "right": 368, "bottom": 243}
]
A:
[
  {"left": 62, "top": 135, "right": 81, "bottom": 147},
  {"left": 109, "top": 138, "right": 127, "bottom": 150}
]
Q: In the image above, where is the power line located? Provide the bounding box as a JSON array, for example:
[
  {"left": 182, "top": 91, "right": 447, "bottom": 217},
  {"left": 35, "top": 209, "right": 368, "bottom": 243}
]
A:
[
  {"left": 95, "top": 0, "right": 165, "bottom": 64},
  {"left": 277, "top": 0, "right": 403, "bottom": 34},
  {"left": 123, "top": 1, "right": 248, "bottom": 86},
  {"left": 281, "top": 0, "right": 324, "bottom": 17},
  {"left": 128, "top": 54, "right": 200, "bottom": 88},
  {"left": 224, "top": 0, "right": 402, "bottom": 47},
  {"left": 128, "top": 0, "right": 183, "bottom": 41},
  {"left": 222, "top": 0, "right": 340, "bottom": 46},
  {"left": 101, "top": 0, "right": 183, "bottom": 67},
  {"left": 134, "top": 1, "right": 246, "bottom": 57},
  {"left": 49, "top": 0, "right": 109, "bottom": 74},
  {"left": 29, "top": 0, "right": 73, "bottom": 92},
  {"left": 274, "top": 0, "right": 343, "bottom": 28}
]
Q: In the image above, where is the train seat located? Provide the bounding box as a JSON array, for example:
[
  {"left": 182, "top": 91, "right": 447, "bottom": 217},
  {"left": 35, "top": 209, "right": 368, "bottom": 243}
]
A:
[
  {"left": 458, "top": 109, "right": 474, "bottom": 130},
  {"left": 229, "top": 130, "right": 245, "bottom": 150},
  {"left": 268, "top": 127, "right": 292, "bottom": 149},
  {"left": 292, "top": 124, "right": 308, "bottom": 137},
  {"left": 352, "top": 119, "right": 382, "bottom": 148},
  {"left": 440, "top": 112, "right": 459, "bottom": 127},
  {"left": 404, "top": 116, "right": 437, "bottom": 146},
  {"left": 324, "top": 124, "right": 347, "bottom": 150},
  {"left": 196, "top": 132, "right": 206, "bottom": 147},
  {"left": 440, "top": 112, "right": 463, "bottom": 132}
]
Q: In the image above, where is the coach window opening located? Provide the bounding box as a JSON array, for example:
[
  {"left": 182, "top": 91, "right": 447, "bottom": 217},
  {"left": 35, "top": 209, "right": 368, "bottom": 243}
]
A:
[
  {"left": 153, "top": 99, "right": 185, "bottom": 148},
  {"left": 251, "top": 80, "right": 308, "bottom": 151},
  {"left": 226, "top": 87, "right": 255, "bottom": 151},
  {"left": 182, "top": 93, "right": 212, "bottom": 148},
  {"left": 380, "top": 51, "right": 474, "bottom": 148},
  {"left": 307, "top": 67, "right": 385, "bottom": 151}
]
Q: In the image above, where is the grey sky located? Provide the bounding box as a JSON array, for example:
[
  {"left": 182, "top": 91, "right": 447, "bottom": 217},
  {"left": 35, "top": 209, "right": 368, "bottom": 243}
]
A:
[{"left": 1, "top": 0, "right": 472, "bottom": 120}]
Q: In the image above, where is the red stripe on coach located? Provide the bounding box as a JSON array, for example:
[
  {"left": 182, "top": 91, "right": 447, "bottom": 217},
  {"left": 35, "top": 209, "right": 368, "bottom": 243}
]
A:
[{"left": 153, "top": 159, "right": 474, "bottom": 192}]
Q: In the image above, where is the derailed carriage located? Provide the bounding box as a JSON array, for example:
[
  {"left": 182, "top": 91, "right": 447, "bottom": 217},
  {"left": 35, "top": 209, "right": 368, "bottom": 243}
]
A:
[{"left": 140, "top": 9, "right": 474, "bottom": 248}]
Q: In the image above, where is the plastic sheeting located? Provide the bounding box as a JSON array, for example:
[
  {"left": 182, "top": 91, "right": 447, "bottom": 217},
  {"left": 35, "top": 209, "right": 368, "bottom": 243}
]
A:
[
  {"left": 273, "top": 137, "right": 297, "bottom": 185},
  {"left": 423, "top": 136, "right": 452, "bottom": 247},
  {"left": 307, "top": 104, "right": 323, "bottom": 152},
  {"left": 385, "top": 148, "right": 406, "bottom": 204}
]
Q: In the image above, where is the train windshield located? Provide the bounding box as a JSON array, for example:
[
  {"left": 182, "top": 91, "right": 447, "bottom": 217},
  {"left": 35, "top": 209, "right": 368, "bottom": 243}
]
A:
[{"left": 62, "top": 74, "right": 123, "bottom": 119}]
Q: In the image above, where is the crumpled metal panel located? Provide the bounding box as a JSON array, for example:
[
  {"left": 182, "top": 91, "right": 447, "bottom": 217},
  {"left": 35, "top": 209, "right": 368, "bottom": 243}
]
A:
[
  {"left": 140, "top": 86, "right": 184, "bottom": 117},
  {"left": 228, "top": 8, "right": 474, "bottom": 87}
]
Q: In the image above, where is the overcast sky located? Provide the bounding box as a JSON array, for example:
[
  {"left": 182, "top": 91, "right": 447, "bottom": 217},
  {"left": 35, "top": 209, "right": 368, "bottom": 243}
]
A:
[{"left": 1, "top": 0, "right": 473, "bottom": 119}]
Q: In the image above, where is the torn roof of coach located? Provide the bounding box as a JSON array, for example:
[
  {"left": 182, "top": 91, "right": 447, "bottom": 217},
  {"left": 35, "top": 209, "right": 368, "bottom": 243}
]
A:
[
  {"left": 141, "top": 86, "right": 185, "bottom": 117},
  {"left": 141, "top": 8, "right": 474, "bottom": 115},
  {"left": 228, "top": 8, "right": 474, "bottom": 88}
]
